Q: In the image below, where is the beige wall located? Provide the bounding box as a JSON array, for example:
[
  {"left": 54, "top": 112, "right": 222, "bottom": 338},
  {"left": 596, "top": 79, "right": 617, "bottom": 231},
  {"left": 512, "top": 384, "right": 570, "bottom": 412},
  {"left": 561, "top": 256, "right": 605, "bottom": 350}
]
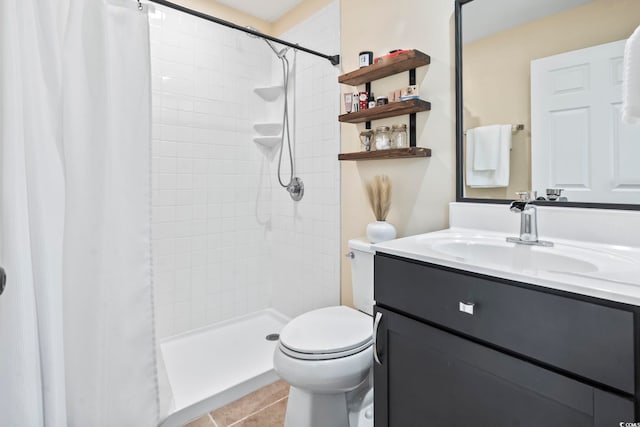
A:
[
  {"left": 464, "top": 0, "right": 640, "bottom": 200},
  {"left": 340, "top": 0, "right": 456, "bottom": 306},
  {"left": 272, "top": 0, "right": 334, "bottom": 35},
  {"left": 171, "top": 0, "right": 334, "bottom": 36},
  {"left": 171, "top": 0, "right": 272, "bottom": 33}
]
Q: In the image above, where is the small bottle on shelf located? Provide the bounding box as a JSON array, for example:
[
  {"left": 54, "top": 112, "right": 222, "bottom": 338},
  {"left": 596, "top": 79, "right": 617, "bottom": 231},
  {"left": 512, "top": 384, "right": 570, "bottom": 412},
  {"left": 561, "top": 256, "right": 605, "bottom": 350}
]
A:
[{"left": 359, "top": 91, "right": 368, "bottom": 110}]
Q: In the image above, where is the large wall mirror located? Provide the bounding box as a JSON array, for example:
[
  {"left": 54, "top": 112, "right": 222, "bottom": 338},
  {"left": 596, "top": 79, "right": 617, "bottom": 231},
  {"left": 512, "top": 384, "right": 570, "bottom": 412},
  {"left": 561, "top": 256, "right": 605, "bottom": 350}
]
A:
[{"left": 455, "top": 0, "right": 640, "bottom": 208}]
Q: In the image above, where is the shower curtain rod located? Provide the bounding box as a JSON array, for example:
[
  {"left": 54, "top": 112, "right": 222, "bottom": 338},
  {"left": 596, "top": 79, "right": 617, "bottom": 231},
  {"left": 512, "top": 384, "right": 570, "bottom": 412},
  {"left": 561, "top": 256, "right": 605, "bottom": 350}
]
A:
[{"left": 148, "top": 0, "right": 341, "bottom": 66}]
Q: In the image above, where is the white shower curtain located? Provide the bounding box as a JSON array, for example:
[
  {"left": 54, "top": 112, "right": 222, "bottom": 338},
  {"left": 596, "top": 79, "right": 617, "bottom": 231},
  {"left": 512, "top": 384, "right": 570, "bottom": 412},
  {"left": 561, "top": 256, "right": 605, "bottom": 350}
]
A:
[{"left": 0, "top": 0, "right": 159, "bottom": 425}]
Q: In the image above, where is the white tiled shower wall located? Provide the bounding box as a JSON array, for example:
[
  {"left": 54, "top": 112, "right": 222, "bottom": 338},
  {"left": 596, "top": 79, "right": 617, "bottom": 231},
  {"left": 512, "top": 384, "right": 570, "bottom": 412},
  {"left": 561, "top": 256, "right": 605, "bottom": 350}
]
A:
[
  {"left": 149, "top": 2, "right": 340, "bottom": 338},
  {"left": 270, "top": 2, "right": 341, "bottom": 318}
]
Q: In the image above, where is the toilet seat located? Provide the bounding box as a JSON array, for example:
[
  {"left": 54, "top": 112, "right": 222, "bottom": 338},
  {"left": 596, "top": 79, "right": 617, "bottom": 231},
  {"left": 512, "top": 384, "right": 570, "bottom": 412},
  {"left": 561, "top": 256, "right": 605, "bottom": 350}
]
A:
[{"left": 279, "top": 306, "right": 372, "bottom": 361}]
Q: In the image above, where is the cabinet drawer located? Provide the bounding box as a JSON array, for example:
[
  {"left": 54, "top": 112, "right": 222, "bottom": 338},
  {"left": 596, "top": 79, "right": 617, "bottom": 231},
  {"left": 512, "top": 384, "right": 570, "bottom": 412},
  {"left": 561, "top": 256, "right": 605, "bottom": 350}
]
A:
[{"left": 374, "top": 254, "right": 636, "bottom": 394}]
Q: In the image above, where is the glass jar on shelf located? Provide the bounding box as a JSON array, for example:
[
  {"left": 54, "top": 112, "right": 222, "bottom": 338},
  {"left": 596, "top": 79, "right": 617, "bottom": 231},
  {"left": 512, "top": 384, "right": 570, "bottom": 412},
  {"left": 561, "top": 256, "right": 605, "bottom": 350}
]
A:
[
  {"left": 391, "top": 124, "right": 408, "bottom": 149},
  {"left": 374, "top": 126, "right": 391, "bottom": 150},
  {"left": 359, "top": 130, "right": 374, "bottom": 152}
]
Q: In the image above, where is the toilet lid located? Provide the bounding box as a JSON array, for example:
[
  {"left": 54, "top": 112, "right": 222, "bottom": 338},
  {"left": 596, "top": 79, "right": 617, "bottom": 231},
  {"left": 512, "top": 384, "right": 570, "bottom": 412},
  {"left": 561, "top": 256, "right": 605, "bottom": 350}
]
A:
[{"left": 279, "top": 306, "right": 372, "bottom": 360}]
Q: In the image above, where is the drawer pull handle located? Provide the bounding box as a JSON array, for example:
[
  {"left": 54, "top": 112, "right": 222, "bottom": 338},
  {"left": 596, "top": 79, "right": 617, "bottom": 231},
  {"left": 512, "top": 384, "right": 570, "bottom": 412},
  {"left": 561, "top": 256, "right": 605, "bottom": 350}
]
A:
[
  {"left": 373, "top": 312, "right": 383, "bottom": 365},
  {"left": 459, "top": 301, "right": 475, "bottom": 315}
]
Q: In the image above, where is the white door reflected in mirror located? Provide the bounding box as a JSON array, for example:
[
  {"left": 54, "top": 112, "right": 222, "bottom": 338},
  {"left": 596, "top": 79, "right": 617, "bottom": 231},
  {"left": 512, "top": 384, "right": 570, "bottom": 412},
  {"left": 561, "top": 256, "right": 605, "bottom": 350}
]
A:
[{"left": 531, "top": 40, "right": 640, "bottom": 204}]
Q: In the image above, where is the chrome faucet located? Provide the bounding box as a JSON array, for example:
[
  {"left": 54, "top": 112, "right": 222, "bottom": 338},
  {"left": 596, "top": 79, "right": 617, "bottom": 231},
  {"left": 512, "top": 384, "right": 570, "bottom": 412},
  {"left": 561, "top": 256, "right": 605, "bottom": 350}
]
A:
[{"left": 506, "top": 192, "right": 553, "bottom": 247}]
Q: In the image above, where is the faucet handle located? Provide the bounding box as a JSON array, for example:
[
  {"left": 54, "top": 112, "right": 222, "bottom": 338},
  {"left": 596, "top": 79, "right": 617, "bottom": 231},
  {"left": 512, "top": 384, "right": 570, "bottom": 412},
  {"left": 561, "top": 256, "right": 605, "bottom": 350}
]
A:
[
  {"left": 515, "top": 191, "right": 537, "bottom": 202},
  {"left": 546, "top": 188, "right": 564, "bottom": 201}
]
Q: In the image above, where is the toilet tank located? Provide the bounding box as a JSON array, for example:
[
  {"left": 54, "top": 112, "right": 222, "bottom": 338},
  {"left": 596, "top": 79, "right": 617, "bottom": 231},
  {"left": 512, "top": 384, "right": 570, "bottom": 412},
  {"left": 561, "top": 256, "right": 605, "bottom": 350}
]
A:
[{"left": 348, "top": 238, "right": 375, "bottom": 316}]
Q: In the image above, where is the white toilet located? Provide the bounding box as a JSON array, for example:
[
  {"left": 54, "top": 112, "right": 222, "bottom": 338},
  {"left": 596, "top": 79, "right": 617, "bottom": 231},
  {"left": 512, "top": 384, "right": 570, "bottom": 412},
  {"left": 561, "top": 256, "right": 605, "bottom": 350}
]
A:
[{"left": 274, "top": 238, "right": 375, "bottom": 427}]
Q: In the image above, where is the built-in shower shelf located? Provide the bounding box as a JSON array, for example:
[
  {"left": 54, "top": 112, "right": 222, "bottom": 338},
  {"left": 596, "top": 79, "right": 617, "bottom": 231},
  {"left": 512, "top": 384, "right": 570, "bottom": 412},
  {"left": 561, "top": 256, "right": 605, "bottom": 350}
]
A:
[
  {"left": 253, "top": 123, "right": 281, "bottom": 136},
  {"left": 254, "top": 136, "right": 281, "bottom": 148},
  {"left": 254, "top": 86, "right": 283, "bottom": 102},
  {"left": 338, "top": 147, "right": 431, "bottom": 161}
]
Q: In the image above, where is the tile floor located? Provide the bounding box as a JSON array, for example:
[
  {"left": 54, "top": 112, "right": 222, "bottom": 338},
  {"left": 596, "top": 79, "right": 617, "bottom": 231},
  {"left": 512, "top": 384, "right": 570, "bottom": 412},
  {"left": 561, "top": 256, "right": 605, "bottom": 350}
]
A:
[{"left": 183, "top": 380, "right": 289, "bottom": 427}]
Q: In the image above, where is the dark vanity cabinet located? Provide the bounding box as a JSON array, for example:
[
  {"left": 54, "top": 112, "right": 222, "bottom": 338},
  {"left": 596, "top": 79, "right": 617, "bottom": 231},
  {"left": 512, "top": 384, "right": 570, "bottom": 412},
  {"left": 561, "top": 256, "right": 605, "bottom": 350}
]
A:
[{"left": 373, "top": 253, "right": 639, "bottom": 427}]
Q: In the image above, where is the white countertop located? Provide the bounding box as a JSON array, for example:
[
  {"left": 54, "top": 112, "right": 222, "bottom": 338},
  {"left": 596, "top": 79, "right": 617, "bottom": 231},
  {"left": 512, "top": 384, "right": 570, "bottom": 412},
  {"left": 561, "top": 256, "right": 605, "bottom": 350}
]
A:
[{"left": 373, "top": 227, "right": 640, "bottom": 307}]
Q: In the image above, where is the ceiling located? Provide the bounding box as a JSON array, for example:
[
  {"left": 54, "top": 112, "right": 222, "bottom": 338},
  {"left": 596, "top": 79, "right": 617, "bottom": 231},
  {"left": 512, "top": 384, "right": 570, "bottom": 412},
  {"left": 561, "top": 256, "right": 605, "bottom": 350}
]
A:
[
  {"left": 214, "top": 0, "right": 305, "bottom": 22},
  {"left": 462, "top": 0, "right": 593, "bottom": 44}
]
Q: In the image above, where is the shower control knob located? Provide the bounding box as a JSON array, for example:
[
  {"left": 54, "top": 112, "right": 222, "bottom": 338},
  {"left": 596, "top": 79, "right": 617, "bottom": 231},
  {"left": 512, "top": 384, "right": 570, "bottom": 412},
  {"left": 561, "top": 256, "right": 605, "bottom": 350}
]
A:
[{"left": 287, "top": 177, "right": 304, "bottom": 202}]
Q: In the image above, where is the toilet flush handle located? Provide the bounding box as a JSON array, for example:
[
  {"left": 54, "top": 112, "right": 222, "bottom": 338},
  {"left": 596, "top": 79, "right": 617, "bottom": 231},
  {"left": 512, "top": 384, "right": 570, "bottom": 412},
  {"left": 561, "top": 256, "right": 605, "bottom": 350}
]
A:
[
  {"left": 345, "top": 252, "right": 354, "bottom": 259},
  {"left": 373, "top": 312, "right": 383, "bottom": 365}
]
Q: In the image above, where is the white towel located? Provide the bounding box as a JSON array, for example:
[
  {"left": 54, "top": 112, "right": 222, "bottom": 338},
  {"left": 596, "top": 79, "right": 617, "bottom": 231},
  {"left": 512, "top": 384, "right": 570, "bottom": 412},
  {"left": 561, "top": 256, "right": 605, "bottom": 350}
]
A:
[
  {"left": 466, "top": 124, "right": 511, "bottom": 188},
  {"left": 471, "top": 125, "right": 502, "bottom": 170},
  {"left": 623, "top": 24, "right": 640, "bottom": 124}
]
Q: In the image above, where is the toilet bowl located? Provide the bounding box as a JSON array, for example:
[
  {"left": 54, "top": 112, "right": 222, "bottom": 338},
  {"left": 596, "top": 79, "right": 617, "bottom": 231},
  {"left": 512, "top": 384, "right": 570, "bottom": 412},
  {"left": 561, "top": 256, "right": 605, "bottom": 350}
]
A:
[{"left": 274, "top": 239, "right": 375, "bottom": 427}]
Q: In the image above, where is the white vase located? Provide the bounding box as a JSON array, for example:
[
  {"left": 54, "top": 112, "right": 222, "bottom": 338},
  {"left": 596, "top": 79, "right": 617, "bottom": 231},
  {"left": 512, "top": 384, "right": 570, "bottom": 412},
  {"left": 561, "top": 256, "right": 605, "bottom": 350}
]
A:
[{"left": 367, "top": 221, "right": 397, "bottom": 243}]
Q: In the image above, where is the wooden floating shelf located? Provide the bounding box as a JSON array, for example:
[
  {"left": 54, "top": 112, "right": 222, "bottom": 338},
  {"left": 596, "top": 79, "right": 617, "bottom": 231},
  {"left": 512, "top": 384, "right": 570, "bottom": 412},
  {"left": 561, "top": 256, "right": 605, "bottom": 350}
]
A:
[
  {"left": 338, "top": 49, "right": 431, "bottom": 86},
  {"left": 338, "top": 147, "right": 431, "bottom": 161},
  {"left": 338, "top": 99, "right": 431, "bottom": 124}
]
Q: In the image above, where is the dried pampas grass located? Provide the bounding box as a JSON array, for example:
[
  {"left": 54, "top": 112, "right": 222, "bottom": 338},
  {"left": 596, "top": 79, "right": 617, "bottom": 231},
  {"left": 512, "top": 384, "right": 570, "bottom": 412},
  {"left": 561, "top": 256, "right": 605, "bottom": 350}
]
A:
[{"left": 366, "top": 175, "right": 392, "bottom": 221}]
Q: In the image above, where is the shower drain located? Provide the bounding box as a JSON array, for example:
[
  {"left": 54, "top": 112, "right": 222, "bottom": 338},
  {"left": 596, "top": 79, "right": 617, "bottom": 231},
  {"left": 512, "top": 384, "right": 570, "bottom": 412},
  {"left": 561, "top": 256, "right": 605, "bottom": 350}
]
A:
[{"left": 265, "top": 333, "right": 280, "bottom": 341}]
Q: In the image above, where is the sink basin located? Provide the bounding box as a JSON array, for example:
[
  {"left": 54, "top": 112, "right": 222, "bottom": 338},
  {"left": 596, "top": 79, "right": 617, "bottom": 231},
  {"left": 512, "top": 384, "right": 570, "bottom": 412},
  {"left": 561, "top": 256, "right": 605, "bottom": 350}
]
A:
[
  {"left": 372, "top": 228, "right": 640, "bottom": 306},
  {"left": 374, "top": 230, "right": 640, "bottom": 279},
  {"left": 428, "top": 238, "right": 598, "bottom": 274}
]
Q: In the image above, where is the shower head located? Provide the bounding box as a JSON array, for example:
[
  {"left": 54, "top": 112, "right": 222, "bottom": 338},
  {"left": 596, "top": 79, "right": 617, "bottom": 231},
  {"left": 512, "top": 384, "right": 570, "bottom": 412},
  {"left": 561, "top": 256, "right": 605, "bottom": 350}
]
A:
[
  {"left": 268, "top": 41, "right": 289, "bottom": 58},
  {"left": 245, "top": 26, "right": 289, "bottom": 58},
  {"left": 263, "top": 38, "right": 289, "bottom": 58}
]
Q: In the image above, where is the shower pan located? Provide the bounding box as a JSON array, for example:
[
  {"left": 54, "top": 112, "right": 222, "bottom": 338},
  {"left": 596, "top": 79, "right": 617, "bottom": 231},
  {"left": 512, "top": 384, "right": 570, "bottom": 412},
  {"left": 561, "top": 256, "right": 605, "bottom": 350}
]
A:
[{"left": 159, "top": 310, "right": 289, "bottom": 426}]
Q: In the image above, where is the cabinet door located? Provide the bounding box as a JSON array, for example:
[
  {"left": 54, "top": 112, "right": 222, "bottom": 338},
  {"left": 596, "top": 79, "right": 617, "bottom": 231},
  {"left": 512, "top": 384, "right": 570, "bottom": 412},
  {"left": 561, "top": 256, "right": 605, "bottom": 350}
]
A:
[{"left": 373, "top": 306, "right": 634, "bottom": 427}]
